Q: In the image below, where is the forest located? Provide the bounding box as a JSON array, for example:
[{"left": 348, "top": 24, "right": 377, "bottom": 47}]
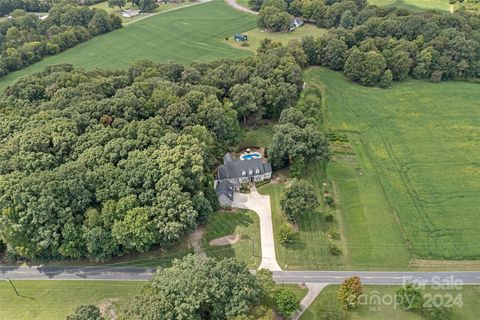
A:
[
  {"left": 256, "top": 0, "right": 480, "bottom": 86},
  {"left": 0, "top": 2, "right": 121, "bottom": 78},
  {"left": 0, "top": 45, "right": 311, "bottom": 261}
]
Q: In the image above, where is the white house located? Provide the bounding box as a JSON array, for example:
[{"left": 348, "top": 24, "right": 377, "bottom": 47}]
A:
[
  {"left": 289, "top": 17, "right": 304, "bottom": 31},
  {"left": 122, "top": 9, "right": 140, "bottom": 18}
]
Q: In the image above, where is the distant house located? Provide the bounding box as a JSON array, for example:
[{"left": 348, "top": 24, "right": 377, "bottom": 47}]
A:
[
  {"left": 289, "top": 17, "right": 304, "bottom": 31},
  {"left": 122, "top": 9, "right": 140, "bottom": 18},
  {"left": 234, "top": 34, "right": 248, "bottom": 42},
  {"left": 215, "top": 152, "right": 272, "bottom": 206}
]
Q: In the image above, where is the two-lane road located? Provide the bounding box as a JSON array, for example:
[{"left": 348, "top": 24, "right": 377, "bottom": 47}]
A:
[{"left": 2, "top": 266, "right": 480, "bottom": 285}]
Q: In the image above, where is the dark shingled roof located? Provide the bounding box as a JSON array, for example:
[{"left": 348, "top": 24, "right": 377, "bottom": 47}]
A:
[
  {"left": 223, "top": 152, "right": 234, "bottom": 164},
  {"left": 217, "top": 158, "right": 272, "bottom": 180},
  {"left": 216, "top": 180, "right": 235, "bottom": 201}
]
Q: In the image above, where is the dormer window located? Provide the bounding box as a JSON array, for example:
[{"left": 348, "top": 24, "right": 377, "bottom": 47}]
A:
[
  {"left": 242, "top": 170, "right": 246, "bottom": 176},
  {"left": 248, "top": 169, "right": 253, "bottom": 175},
  {"left": 255, "top": 168, "right": 260, "bottom": 174}
]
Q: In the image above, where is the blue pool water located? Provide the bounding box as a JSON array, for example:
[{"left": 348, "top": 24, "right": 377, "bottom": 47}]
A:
[{"left": 241, "top": 152, "right": 262, "bottom": 160}]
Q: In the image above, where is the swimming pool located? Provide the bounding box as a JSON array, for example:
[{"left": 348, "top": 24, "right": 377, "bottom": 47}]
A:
[{"left": 241, "top": 152, "right": 262, "bottom": 160}]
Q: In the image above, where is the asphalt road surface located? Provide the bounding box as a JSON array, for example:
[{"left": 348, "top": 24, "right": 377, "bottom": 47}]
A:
[{"left": 2, "top": 266, "right": 479, "bottom": 286}]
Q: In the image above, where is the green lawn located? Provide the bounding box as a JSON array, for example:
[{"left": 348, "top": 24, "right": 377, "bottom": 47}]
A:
[
  {"left": 227, "top": 24, "right": 328, "bottom": 53},
  {"left": 237, "top": 122, "right": 275, "bottom": 150},
  {"left": 259, "top": 170, "right": 347, "bottom": 270},
  {"left": 369, "top": 0, "right": 451, "bottom": 12},
  {"left": 236, "top": 0, "right": 251, "bottom": 8},
  {"left": 89, "top": 1, "right": 190, "bottom": 23},
  {"left": 305, "top": 67, "right": 480, "bottom": 261},
  {"left": 202, "top": 209, "right": 261, "bottom": 269},
  {"left": 302, "top": 285, "right": 480, "bottom": 320},
  {"left": 0, "top": 280, "right": 144, "bottom": 320},
  {"left": 326, "top": 134, "right": 412, "bottom": 269},
  {"left": 0, "top": 0, "right": 256, "bottom": 92}
]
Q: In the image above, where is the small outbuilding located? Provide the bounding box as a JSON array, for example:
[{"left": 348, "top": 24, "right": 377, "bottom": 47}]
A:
[
  {"left": 234, "top": 34, "right": 248, "bottom": 42},
  {"left": 289, "top": 17, "right": 304, "bottom": 31}
]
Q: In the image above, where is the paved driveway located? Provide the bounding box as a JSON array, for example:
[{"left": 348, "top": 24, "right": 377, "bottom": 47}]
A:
[{"left": 232, "top": 186, "right": 282, "bottom": 271}]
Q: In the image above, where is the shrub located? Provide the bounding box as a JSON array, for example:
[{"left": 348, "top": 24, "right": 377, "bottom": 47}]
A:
[
  {"left": 279, "top": 224, "right": 298, "bottom": 245},
  {"left": 328, "top": 242, "right": 342, "bottom": 256},
  {"left": 274, "top": 288, "right": 300, "bottom": 318},
  {"left": 325, "top": 195, "right": 335, "bottom": 207},
  {"left": 328, "top": 229, "right": 340, "bottom": 240},
  {"left": 325, "top": 214, "right": 334, "bottom": 222},
  {"left": 338, "top": 276, "right": 363, "bottom": 309},
  {"left": 67, "top": 305, "right": 104, "bottom": 320}
]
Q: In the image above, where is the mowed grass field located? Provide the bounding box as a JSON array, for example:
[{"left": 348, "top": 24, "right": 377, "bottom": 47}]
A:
[
  {"left": 369, "top": 0, "right": 451, "bottom": 11},
  {"left": 202, "top": 209, "right": 262, "bottom": 268},
  {"left": 301, "top": 285, "right": 480, "bottom": 320},
  {"left": 0, "top": 0, "right": 256, "bottom": 92},
  {"left": 305, "top": 67, "right": 480, "bottom": 261},
  {"left": 227, "top": 24, "right": 328, "bottom": 53},
  {"left": 0, "top": 280, "right": 144, "bottom": 320}
]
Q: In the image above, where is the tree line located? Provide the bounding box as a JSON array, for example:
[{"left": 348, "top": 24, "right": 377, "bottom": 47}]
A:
[
  {"left": 254, "top": 0, "right": 480, "bottom": 86},
  {"left": 0, "top": 2, "right": 122, "bottom": 79},
  {"left": 0, "top": 45, "right": 303, "bottom": 261}
]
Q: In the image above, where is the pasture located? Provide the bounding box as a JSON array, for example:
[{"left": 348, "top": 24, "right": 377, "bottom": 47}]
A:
[
  {"left": 369, "top": 0, "right": 451, "bottom": 11},
  {"left": 0, "top": 280, "right": 144, "bottom": 320},
  {"left": 305, "top": 67, "right": 480, "bottom": 261},
  {"left": 0, "top": 0, "right": 256, "bottom": 92},
  {"left": 89, "top": 1, "right": 190, "bottom": 23},
  {"left": 301, "top": 285, "right": 480, "bottom": 320},
  {"left": 227, "top": 24, "right": 328, "bottom": 53}
]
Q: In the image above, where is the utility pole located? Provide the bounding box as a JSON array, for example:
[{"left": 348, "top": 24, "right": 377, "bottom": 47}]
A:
[{"left": 6, "top": 278, "right": 19, "bottom": 296}]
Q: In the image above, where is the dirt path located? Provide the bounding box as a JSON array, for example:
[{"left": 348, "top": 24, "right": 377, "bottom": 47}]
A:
[
  {"left": 209, "top": 234, "right": 241, "bottom": 246},
  {"left": 224, "top": 0, "right": 258, "bottom": 15},
  {"left": 189, "top": 226, "right": 207, "bottom": 258}
]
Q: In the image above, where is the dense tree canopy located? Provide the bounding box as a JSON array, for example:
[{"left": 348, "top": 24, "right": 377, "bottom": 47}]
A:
[
  {"left": 0, "top": 2, "right": 121, "bottom": 78},
  {"left": 0, "top": 46, "right": 303, "bottom": 261},
  {"left": 0, "top": 0, "right": 59, "bottom": 16},
  {"left": 269, "top": 84, "right": 329, "bottom": 170},
  {"left": 298, "top": 2, "right": 480, "bottom": 86},
  {"left": 121, "top": 255, "right": 262, "bottom": 320},
  {"left": 251, "top": 0, "right": 480, "bottom": 86}
]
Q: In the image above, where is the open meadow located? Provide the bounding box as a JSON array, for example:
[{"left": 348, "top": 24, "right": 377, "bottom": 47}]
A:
[
  {"left": 305, "top": 67, "right": 480, "bottom": 262},
  {"left": 0, "top": 280, "right": 144, "bottom": 320},
  {"left": 226, "top": 24, "right": 328, "bottom": 52},
  {"left": 369, "top": 0, "right": 451, "bottom": 11},
  {"left": 0, "top": 0, "right": 256, "bottom": 92}
]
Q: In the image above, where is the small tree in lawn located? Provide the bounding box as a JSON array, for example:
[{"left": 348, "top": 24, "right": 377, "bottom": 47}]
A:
[
  {"left": 278, "top": 223, "right": 298, "bottom": 245},
  {"left": 67, "top": 305, "right": 104, "bottom": 320},
  {"left": 395, "top": 283, "right": 424, "bottom": 311},
  {"left": 338, "top": 276, "right": 363, "bottom": 309},
  {"left": 280, "top": 179, "right": 319, "bottom": 222},
  {"left": 108, "top": 0, "right": 126, "bottom": 11},
  {"left": 274, "top": 288, "right": 300, "bottom": 318}
]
